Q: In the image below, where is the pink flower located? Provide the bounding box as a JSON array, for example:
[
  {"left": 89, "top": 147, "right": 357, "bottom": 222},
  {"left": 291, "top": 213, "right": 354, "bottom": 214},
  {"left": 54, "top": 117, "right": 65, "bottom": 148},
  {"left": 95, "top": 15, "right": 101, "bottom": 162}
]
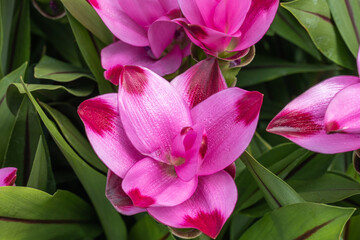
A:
[
  {"left": 175, "top": 0, "right": 279, "bottom": 57},
  {"left": 78, "top": 59, "right": 263, "bottom": 238},
  {"left": 0, "top": 167, "right": 17, "bottom": 186},
  {"left": 267, "top": 49, "right": 360, "bottom": 154},
  {"left": 87, "top": 0, "right": 190, "bottom": 79}
]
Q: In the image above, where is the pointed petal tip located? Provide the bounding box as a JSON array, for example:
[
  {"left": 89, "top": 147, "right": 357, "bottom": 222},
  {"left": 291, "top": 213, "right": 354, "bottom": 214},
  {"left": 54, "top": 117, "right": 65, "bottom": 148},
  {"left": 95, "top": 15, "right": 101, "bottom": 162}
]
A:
[
  {"left": 104, "top": 65, "right": 123, "bottom": 85},
  {"left": 87, "top": 0, "right": 99, "bottom": 9},
  {"left": 235, "top": 91, "right": 263, "bottom": 125},
  {"left": 325, "top": 120, "right": 341, "bottom": 134},
  {"left": 120, "top": 66, "right": 149, "bottom": 95},
  {"left": 0, "top": 167, "right": 17, "bottom": 186}
]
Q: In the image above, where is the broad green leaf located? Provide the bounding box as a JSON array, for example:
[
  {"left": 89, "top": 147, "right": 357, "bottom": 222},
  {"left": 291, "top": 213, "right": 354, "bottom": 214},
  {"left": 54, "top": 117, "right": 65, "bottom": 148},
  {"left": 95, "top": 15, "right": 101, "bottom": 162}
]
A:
[
  {"left": 0, "top": 187, "right": 101, "bottom": 239},
  {"left": 282, "top": 0, "right": 355, "bottom": 69},
  {"left": 34, "top": 55, "right": 94, "bottom": 82},
  {"left": 129, "top": 215, "right": 172, "bottom": 240},
  {"left": 230, "top": 214, "right": 256, "bottom": 240},
  {"left": 347, "top": 214, "right": 360, "bottom": 240},
  {"left": 21, "top": 83, "right": 126, "bottom": 240},
  {"left": 66, "top": 10, "right": 113, "bottom": 94},
  {"left": 0, "top": 0, "right": 15, "bottom": 77},
  {"left": 40, "top": 102, "right": 107, "bottom": 173},
  {"left": 240, "top": 203, "right": 354, "bottom": 240},
  {"left": 246, "top": 132, "right": 272, "bottom": 159},
  {"left": 61, "top": 0, "right": 113, "bottom": 45},
  {"left": 289, "top": 172, "right": 360, "bottom": 203},
  {"left": 270, "top": 7, "right": 321, "bottom": 60},
  {"left": 240, "top": 151, "right": 305, "bottom": 209},
  {"left": 27, "top": 137, "right": 56, "bottom": 193},
  {"left": 236, "top": 55, "right": 339, "bottom": 87},
  {"left": 327, "top": 0, "right": 360, "bottom": 57},
  {"left": 0, "top": 63, "right": 27, "bottom": 165}
]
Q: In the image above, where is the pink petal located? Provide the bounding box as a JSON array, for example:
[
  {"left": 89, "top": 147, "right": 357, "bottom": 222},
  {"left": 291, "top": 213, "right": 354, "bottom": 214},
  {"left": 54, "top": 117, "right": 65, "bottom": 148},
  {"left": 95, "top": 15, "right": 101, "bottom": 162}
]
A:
[
  {"left": 325, "top": 83, "right": 360, "bottom": 134},
  {"left": 101, "top": 41, "right": 183, "bottom": 77},
  {"left": 78, "top": 94, "right": 143, "bottom": 178},
  {"left": 193, "top": 0, "right": 221, "bottom": 28},
  {"left": 158, "top": 0, "right": 179, "bottom": 12},
  {"left": 0, "top": 167, "right": 17, "bottom": 186},
  {"left": 171, "top": 58, "right": 227, "bottom": 108},
  {"left": 122, "top": 158, "right": 198, "bottom": 207},
  {"left": 212, "top": 0, "right": 252, "bottom": 34},
  {"left": 118, "top": 66, "right": 192, "bottom": 159},
  {"left": 224, "top": 163, "right": 236, "bottom": 179},
  {"left": 192, "top": 88, "right": 263, "bottom": 175},
  {"left": 87, "top": 0, "right": 148, "bottom": 46},
  {"left": 148, "top": 171, "right": 237, "bottom": 239},
  {"left": 231, "top": 0, "right": 279, "bottom": 51},
  {"left": 177, "top": 0, "right": 205, "bottom": 25},
  {"left": 105, "top": 171, "right": 145, "bottom": 215},
  {"left": 267, "top": 76, "right": 360, "bottom": 154},
  {"left": 148, "top": 19, "right": 177, "bottom": 58},
  {"left": 357, "top": 47, "right": 360, "bottom": 76}
]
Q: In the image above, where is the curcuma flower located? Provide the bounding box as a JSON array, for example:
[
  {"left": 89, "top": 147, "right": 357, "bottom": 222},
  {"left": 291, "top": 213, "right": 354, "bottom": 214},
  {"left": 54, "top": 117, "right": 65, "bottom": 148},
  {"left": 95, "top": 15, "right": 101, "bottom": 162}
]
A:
[
  {"left": 267, "top": 49, "right": 360, "bottom": 154},
  {"left": 175, "top": 0, "right": 279, "bottom": 58},
  {"left": 78, "top": 59, "right": 263, "bottom": 238},
  {"left": 0, "top": 167, "right": 17, "bottom": 186},
  {"left": 87, "top": 0, "right": 190, "bottom": 79}
]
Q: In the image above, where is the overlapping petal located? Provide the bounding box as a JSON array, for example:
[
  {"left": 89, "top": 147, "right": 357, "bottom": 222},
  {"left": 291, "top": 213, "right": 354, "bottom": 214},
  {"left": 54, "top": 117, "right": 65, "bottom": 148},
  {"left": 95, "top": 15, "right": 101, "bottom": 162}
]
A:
[
  {"left": 118, "top": 66, "right": 192, "bottom": 158},
  {"left": 122, "top": 158, "right": 198, "bottom": 207},
  {"left": 148, "top": 171, "right": 237, "bottom": 239},
  {"left": 106, "top": 171, "right": 145, "bottom": 215},
  {"left": 192, "top": 88, "right": 263, "bottom": 175},
  {"left": 325, "top": 83, "right": 360, "bottom": 134},
  {"left": 0, "top": 167, "right": 17, "bottom": 186},
  {"left": 78, "top": 94, "right": 143, "bottom": 178},
  {"left": 171, "top": 58, "right": 227, "bottom": 108},
  {"left": 148, "top": 19, "right": 178, "bottom": 58},
  {"left": 177, "top": 0, "right": 205, "bottom": 25},
  {"left": 267, "top": 76, "right": 360, "bottom": 154}
]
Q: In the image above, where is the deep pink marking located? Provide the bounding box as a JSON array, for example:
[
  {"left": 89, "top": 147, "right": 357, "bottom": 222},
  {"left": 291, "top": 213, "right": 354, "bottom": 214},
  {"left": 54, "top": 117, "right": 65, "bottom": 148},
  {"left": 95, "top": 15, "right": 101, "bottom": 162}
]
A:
[
  {"left": 183, "top": 209, "right": 224, "bottom": 239},
  {"left": 127, "top": 188, "right": 155, "bottom": 208},
  {"left": 87, "top": 0, "right": 99, "bottom": 9},
  {"left": 224, "top": 163, "right": 236, "bottom": 179},
  {"left": 189, "top": 25, "right": 208, "bottom": 40},
  {"left": 104, "top": 65, "right": 123, "bottom": 85},
  {"left": 267, "top": 110, "right": 323, "bottom": 137},
  {"left": 121, "top": 66, "right": 148, "bottom": 95},
  {"left": 199, "top": 134, "right": 208, "bottom": 159},
  {"left": 325, "top": 120, "right": 341, "bottom": 134},
  {"left": 3, "top": 171, "right": 16, "bottom": 186},
  {"left": 181, "top": 126, "right": 193, "bottom": 135},
  {"left": 78, "top": 98, "right": 118, "bottom": 137},
  {"left": 187, "top": 58, "right": 227, "bottom": 108},
  {"left": 235, "top": 91, "right": 263, "bottom": 125}
]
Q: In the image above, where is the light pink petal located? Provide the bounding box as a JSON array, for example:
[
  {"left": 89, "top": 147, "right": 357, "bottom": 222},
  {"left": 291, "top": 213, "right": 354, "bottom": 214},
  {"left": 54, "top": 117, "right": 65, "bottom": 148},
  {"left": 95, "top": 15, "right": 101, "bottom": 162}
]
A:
[
  {"left": 231, "top": 0, "right": 279, "bottom": 51},
  {"left": 325, "top": 83, "right": 360, "bottom": 134},
  {"left": 192, "top": 88, "right": 263, "bottom": 175},
  {"left": 193, "top": 0, "right": 220, "bottom": 28},
  {"left": 118, "top": 66, "right": 192, "bottom": 159},
  {"left": 101, "top": 41, "right": 183, "bottom": 78},
  {"left": 178, "top": 0, "right": 205, "bottom": 25},
  {"left": 87, "top": 0, "right": 148, "bottom": 46},
  {"left": 212, "top": 0, "right": 252, "bottom": 34},
  {"left": 0, "top": 167, "right": 17, "bottom": 186},
  {"left": 106, "top": 171, "right": 145, "bottom": 215},
  {"left": 78, "top": 94, "right": 143, "bottom": 178},
  {"left": 148, "top": 19, "right": 177, "bottom": 58},
  {"left": 122, "top": 158, "right": 198, "bottom": 207},
  {"left": 267, "top": 76, "right": 360, "bottom": 154},
  {"left": 148, "top": 171, "right": 237, "bottom": 239},
  {"left": 171, "top": 58, "right": 227, "bottom": 108},
  {"left": 357, "top": 48, "right": 360, "bottom": 76}
]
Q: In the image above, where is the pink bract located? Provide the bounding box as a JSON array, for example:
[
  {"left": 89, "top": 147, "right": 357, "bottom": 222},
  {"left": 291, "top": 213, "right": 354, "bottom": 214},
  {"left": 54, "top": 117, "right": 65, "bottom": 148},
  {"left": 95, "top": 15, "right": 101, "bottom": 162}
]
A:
[
  {"left": 78, "top": 59, "right": 263, "bottom": 238},
  {"left": 267, "top": 48, "right": 360, "bottom": 154},
  {"left": 176, "top": 0, "right": 279, "bottom": 57},
  {"left": 0, "top": 167, "right": 17, "bottom": 187},
  {"left": 87, "top": 0, "right": 190, "bottom": 78}
]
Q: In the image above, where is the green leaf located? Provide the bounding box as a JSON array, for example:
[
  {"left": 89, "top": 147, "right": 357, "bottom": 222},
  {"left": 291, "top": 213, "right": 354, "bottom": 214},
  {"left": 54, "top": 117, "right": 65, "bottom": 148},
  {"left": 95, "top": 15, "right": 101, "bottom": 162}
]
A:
[
  {"left": 282, "top": 0, "right": 355, "bottom": 69},
  {"left": 129, "top": 215, "right": 172, "bottom": 240},
  {"left": 0, "top": 63, "right": 27, "bottom": 165},
  {"left": 347, "top": 214, "right": 360, "bottom": 240},
  {"left": 66, "top": 10, "right": 113, "bottom": 94},
  {"left": 239, "top": 203, "right": 354, "bottom": 240},
  {"left": 230, "top": 214, "right": 256, "bottom": 240},
  {"left": 270, "top": 7, "right": 321, "bottom": 60},
  {"left": 289, "top": 172, "right": 360, "bottom": 203},
  {"left": 27, "top": 137, "right": 56, "bottom": 193},
  {"left": 34, "top": 55, "right": 94, "bottom": 82},
  {"left": 61, "top": 0, "right": 113, "bottom": 45},
  {"left": 0, "top": 187, "right": 101, "bottom": 239},
  {"left": 236, "top": 55, "right": 339, "bottom": 87},
  {"left": 0, "top": 0, "right": 15, "bottom": 77},
  {"left": 40, "top": 102, "right": 107, "bottom": 173},
  {"left": 240, "top": 151, "right": 305, "bottom": 209},
  {"left": 21, "top": 82, "right": 126, "bottom": 240},
  {"left": 246, "top": 132, "right": 272, "bottom": 159},
  {"left": 327, "top": 0, "right": 360, "bottom": 57}
]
